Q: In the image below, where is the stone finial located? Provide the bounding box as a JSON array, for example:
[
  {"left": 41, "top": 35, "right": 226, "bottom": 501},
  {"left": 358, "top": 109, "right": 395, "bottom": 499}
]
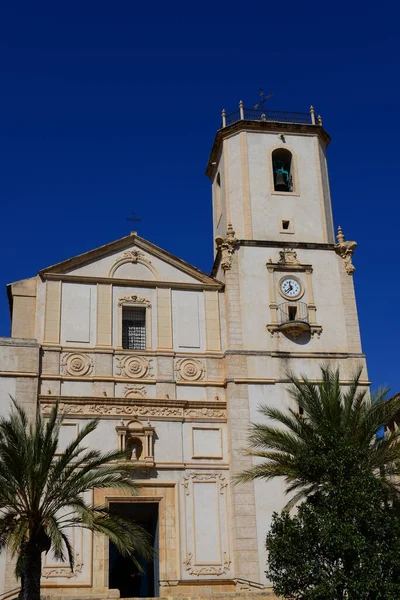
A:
[
  {"left": 317, "top": 114, "right": 323, "bottom": 126},
  {"left": 335, "top": 226, "right": 357, "bottom": 275},
  {"left": 239, "top": 100, "right": 244, "bottom": 120},
  {"left": 221, "top": 109, "right": 227, "bottom": 128},
  {"left": 310, "top": 105, "right": 316, "bottom": 125},
  {"left": 336, "top": 225, "right": 345, "bottom": 244},
  {"left": 226, "top": 222, "right": 235, "bottom": 239}
]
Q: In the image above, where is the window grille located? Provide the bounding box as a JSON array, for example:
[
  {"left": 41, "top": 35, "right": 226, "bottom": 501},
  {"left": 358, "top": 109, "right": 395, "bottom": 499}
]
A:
[{"left": 122, "top": 307, "right": 146, "bottom": 350}]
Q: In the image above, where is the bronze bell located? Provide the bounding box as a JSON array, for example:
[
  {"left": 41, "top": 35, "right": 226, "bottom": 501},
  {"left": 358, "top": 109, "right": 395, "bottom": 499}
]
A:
[{"left": 275, "top": 171, "right": 289, "bottom": 191}]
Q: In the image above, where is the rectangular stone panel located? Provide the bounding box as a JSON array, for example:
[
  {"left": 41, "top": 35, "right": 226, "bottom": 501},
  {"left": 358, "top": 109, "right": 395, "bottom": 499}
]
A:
[
  {"left": 173, "top": 291, "right": 200, "bottom": 349},
  {"left": 193, "top": 481, "right": 220, "bottom": 564},
  {"left": 61, "top": 283, "right": 91, "bottom": 343}
]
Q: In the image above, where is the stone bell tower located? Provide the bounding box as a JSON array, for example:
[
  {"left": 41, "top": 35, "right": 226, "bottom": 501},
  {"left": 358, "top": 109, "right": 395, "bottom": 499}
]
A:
[{"left": 206, "top": 101, "right": 368, "bottom": 585}]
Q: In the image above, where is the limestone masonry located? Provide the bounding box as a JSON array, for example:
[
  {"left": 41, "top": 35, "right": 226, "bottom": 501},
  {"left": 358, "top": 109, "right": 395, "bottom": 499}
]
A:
[{"left": 0, "top": 103, "right": 368, "bottom": 599}]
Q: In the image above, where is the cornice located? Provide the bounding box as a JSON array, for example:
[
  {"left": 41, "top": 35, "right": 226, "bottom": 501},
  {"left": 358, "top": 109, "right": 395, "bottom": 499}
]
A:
[
  {"left": 39, "top": 395, "right": 226, "bottom": 407},
  {"left": 41, "top": 273, "right": 223, "bottom": 291},
  {"left": 211, "top": 239, "right": 335, "bottom": 277},
  {"left": 38, "top": 233, "right": 223, "bottom": 288},
  {"left": 206, "top": 120, "right": 331, "bottom": 178}
]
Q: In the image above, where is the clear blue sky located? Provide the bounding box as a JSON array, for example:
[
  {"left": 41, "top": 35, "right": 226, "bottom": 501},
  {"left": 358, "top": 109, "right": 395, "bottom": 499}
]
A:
[{"left": 1, "top": 1, "right": 398, "bottom": 392}]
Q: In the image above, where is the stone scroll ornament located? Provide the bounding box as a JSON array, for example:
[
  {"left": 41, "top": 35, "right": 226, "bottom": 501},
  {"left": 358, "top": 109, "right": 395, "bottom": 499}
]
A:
[
  {"left": 334, "top": 226, "right": 357, "bottom": 274},
  {"left": 60, "top": 353, "right": 93, "bottom": 376},
  {"left": 175, "top": 358, "right": 205, "bottom": 382}
]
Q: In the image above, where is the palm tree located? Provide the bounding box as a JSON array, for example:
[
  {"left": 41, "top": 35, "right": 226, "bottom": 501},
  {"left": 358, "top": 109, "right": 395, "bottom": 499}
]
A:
[
  {"left": 0, "top": 400, "right": 153, "bottom": 600},
  {"left": 237, "top": 365, "right": 400, "bottom": 508}
]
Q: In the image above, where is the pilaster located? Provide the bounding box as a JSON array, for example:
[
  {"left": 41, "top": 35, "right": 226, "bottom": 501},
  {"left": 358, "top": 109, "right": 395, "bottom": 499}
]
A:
[
  {"left": 157, "top": 288, "right": 173, "bottom": 349},
  {"left": 96, "top": 284, "right": 112, "bottom": 346},
  {"left": 43, "top": 280, "right": 61, "bottom": 344}
]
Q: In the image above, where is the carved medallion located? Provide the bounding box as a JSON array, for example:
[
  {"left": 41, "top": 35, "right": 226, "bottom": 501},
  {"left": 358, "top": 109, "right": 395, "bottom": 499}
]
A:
[
  {"left": 175, "top": 358, "right": 205, "bottom": 382},
  {"left": 116, "top": 355, "right": 153, "bottom": 379},
  {"left": 60, "top": 353, "right": 93, "bottom": 377}
]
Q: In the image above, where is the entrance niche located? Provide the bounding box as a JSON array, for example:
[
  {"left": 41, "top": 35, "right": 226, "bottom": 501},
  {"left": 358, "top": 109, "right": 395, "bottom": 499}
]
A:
[{"left": 108, "top": 502, "right": 159, "bottom": 598}]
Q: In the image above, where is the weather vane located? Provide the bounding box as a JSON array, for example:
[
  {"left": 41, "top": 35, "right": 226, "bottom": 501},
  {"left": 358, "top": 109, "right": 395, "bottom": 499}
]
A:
[
  {"left": 254, "top": 89, "right": 274, "bottom": 110},
  {"left": 126, "top": 211, "right": 142, "bottom": 233}
]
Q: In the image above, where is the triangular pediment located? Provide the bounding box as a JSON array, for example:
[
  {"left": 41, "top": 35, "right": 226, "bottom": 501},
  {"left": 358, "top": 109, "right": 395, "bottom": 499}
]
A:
[{"left": 39, "top": 233, "right": 222, "bottom": 288}]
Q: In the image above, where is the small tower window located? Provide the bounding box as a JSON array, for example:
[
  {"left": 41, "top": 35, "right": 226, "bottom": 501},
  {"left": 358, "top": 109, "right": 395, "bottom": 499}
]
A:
[
  {"left": 272, "top": 148, "right": 293, "bottom": 192},
  {"left": 122, "top": 306, "right": 146, "bottom": 350}
]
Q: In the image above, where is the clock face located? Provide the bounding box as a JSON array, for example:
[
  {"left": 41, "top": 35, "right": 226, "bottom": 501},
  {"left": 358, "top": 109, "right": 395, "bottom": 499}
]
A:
[{"left": 280, "top": 277, "right": 302, "bottom": 299}]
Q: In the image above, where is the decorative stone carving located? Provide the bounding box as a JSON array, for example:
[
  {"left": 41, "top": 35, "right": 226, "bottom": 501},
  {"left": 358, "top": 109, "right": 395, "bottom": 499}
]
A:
[
  {"left": 40, "top": 399, "right": 227, "bottom": 420},
  {"left": 42, "top": 556, "right": 83, "bottom": 579},
  {"left": 182, "top": 472, "right": 228, "bottom": 495},
  {"left": 60, "top": 353, "right": 93, "bottom": 377},
  {"left": 185, "top": 407, "right": 226, "bottom": 419},
  {"left": 184, "top": 551, "right": 231, "bottom": 576},
  {"left": 109, "top": 249, "right": 159, "bottom": 278},
  {"left": 124, "top": 385, "right": 147, "bottom": 398},
  {"left": 175, "top": 358, "right": 205, "bottom": 382},
  {"left": 120, "top": 250, "right": 146, "bottom": 262},
  {"left": 216, "top": 222, "right": 238, "bottom": 271},
  {"left": 278, "top": 248, "right": 300, "bottom": 265},
  {"left": 115, "top": 355, "right": 153, "bottom": 379},
  {"left": 42, "top": 403, "right": 85, "bottom": 415},
  {"left": 267, "top": 324, "right": 322, "bottom": 339},
  {"left": 117, "top": 295, "right": 151, "bottom": 307},
  {"left": 334, "top": 225, "right": 357, "bottom": 275}
]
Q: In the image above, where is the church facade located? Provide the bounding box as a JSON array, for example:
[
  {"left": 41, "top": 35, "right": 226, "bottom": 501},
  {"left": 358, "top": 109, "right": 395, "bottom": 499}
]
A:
[{"left": 0, "top": 103, "right": 369, "bottom": 598}]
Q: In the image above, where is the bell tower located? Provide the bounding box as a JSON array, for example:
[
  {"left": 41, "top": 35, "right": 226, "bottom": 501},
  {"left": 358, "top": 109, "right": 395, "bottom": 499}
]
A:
[
  {"left": 207, "top": 102, "right": 335, "bottom": 249},
  {"left": 206, "top": 101, "right": 368, "bottom": 587}
]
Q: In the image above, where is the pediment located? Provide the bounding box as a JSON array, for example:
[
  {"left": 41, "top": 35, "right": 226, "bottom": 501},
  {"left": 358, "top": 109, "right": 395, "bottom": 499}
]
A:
[{"left": 39, "top": 233, "right": 222, "bottom": 288}]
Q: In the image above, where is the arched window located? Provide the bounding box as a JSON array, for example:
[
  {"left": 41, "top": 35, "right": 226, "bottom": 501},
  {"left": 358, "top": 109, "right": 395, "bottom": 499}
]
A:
[{"left": 272, "top": 148, "right": 294, "bottom": 192}]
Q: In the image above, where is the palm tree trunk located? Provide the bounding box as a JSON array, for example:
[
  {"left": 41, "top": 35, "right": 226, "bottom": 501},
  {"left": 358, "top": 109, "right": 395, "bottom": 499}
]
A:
[{"left": 20, "top": 542, "right": 42, "bottom": 600}]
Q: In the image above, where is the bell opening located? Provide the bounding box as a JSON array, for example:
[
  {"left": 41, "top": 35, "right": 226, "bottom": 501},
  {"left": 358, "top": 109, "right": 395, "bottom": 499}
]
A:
[{"left": 273, "top": 148, "right": 293, "bottom": 192}]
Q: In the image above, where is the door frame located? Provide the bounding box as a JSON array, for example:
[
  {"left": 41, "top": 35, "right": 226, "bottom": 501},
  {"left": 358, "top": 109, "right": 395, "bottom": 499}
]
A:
[{"left": 92, "top": 482, "right": 179, "bottom": 595}]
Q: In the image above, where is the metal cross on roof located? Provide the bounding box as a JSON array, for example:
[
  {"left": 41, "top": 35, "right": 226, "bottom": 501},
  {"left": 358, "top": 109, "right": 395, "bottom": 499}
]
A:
[{"left": 126, "top": 211, "right": 142, "bottom": 234}]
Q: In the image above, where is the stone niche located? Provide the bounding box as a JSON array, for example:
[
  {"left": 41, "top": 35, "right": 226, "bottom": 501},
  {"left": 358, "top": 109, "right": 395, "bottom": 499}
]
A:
[{"left": 116, "top": 419, "right": 155, "bottom": 466}]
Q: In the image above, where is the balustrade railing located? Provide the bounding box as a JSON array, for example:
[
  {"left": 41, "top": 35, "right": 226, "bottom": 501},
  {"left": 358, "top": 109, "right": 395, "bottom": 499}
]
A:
[
  {"left": 277, "top": 302, "right": 309, "bottom": 325},
  {"left": 221, "top": 103, "right": 321, "bottom": 128}
]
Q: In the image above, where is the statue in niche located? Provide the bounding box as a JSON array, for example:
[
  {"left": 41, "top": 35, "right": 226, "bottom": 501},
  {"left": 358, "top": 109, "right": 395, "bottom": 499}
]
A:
[{"left": 126, "top": 436, "right": 143, "bottom": 461}]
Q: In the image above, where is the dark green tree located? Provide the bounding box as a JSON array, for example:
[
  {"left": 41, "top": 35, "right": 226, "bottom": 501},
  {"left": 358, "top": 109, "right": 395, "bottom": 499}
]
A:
[
  {"left": 0, "top": 400, "right": 153, "bottom": 600},
  {"left": 266, "top": 475, "right": 400, "bottom": 599}
]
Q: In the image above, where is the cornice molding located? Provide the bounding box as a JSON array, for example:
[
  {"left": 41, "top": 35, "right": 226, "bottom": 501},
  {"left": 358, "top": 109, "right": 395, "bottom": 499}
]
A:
[
  {"left": 206, "top": 119, "right": 331, "bottom": 178},
  {"left": 38, "top": 233, "right": 223, "bottom": 288},
  {"left": 211, "top": 239, "right": 335, "bottom": 276},
  {"left": 41, "top": 273, "right": 223, "bottom": 291}
]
